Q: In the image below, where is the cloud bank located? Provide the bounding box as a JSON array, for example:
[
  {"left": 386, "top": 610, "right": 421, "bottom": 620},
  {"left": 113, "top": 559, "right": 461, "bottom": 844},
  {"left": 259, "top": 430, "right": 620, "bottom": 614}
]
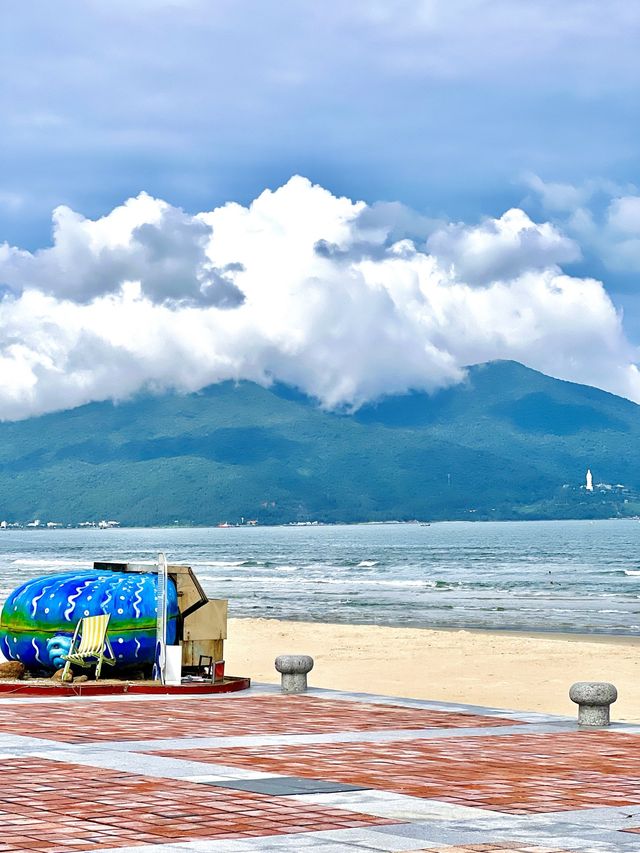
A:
[
  {"left": 524, "top": 174, "right": 640, "bottom": 277},
  {"left": 0, "top": 176, "right": 638, "bottom": 421}
]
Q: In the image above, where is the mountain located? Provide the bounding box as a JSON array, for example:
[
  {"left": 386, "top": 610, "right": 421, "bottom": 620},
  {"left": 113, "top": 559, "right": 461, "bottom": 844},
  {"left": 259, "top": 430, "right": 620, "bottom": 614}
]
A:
[{"left": 1, "top": 360, "right": 639, "bottom": 525}]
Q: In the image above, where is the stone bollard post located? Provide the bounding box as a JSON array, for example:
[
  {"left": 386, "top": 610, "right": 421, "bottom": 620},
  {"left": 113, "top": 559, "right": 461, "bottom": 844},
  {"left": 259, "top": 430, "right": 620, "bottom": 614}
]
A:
[
  {"left": 569, "top": 682, "right": 617, "bottom": 727},
  {"left": 275, "top": 655, "right": 314, "bottom": 694}
]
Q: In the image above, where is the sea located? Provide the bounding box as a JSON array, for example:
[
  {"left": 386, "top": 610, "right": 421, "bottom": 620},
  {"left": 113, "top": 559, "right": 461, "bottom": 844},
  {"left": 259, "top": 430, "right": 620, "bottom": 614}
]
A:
[{"left": 1, "top": 519, "right": 640, "bottom": 635}]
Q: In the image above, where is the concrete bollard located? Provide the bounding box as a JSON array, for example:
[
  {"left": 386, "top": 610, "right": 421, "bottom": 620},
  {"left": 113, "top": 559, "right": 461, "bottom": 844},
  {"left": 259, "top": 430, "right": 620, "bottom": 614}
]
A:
[
  {"left": 569, "top": 682, "right": 617, "bottom": 727},
  {"left": 275, "top": 655, "right": 314, "bottom": 694}
]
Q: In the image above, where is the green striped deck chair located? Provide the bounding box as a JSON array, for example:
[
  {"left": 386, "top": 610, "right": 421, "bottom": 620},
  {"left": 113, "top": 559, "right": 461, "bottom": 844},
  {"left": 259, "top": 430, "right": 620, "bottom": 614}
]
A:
[{"left": 61, "top": 613, "right": 116, "bottom": 681}]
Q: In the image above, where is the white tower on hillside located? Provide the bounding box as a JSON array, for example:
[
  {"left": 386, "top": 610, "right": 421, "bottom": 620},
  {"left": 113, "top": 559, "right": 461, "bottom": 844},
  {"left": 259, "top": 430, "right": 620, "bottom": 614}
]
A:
[{"left": 586, "top": 469, "right": 593, "bottom": 491}]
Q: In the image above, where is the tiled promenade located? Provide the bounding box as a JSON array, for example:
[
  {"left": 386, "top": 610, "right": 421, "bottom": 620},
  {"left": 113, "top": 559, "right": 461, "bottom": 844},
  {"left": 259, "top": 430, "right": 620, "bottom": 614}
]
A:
[{"left": 1, "top": 686, "right": 640, "bottom": 852}]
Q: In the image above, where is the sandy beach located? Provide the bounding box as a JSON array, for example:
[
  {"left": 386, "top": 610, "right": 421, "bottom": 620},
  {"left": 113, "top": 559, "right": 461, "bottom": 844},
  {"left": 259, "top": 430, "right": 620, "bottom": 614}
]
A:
[{"left": 226, "top": 618, "right": 640, "bottom": 722}]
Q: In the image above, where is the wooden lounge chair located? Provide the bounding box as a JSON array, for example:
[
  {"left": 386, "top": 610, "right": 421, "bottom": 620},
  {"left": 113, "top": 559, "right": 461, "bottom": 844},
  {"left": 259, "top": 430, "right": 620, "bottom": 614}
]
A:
[{"left": 61, "top": 613, "right": 116, "bottom": 681}]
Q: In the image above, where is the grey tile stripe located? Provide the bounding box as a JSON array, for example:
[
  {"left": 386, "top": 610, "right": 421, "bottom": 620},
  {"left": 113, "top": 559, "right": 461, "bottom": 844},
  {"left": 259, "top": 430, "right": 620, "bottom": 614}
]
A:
[
  {"left": 301, "top": 684, "right": 574, "bottom": 722},
  {"left": 31, "top": 747, "right": 286, "bottom": 780},
  {"left": 371, "top": 815, "right": 640, "bottom": 853},
  {"left": 78, "top": 720, "right": 578, "bottom": 752},
  {"left": 48, "top": 819, "right": 640, "bottom": 853},
  {"left": 0, "top": 720, "right": 584, "bottom": 756}
]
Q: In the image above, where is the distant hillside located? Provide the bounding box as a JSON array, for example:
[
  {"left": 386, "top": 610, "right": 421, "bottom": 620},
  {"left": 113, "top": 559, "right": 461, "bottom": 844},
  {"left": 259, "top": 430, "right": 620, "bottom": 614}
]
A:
[{"left": 1, "top": 360, "right": 639, "bottom": 525}]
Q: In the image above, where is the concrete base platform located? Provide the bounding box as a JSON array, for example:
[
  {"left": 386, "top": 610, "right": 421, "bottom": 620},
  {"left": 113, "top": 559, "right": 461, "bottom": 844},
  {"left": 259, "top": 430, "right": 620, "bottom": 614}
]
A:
[{"left": 0, "top": 674, "right": 250, "bottom": 697}]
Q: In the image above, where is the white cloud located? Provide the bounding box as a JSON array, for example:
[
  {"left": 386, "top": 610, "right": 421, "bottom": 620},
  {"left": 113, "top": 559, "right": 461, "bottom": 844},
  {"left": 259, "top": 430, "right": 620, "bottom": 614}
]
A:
[
  {"left": 521, "top": 173, "right": 592, "bottom": 214},
  {"left": 426, "top": 208, "right": 580, "bottom": 285},
  {"left": 0, "top": 193, "right": 245, "bottom": 307},
  {"left": 0, "top": 175, "right": 638, "bottom": 421},
  {"left": 607, "top": 196, "right": 640, "bottom": 235},
  {"left": 523, "top": 174, "right": 640, "bottom": 275}
]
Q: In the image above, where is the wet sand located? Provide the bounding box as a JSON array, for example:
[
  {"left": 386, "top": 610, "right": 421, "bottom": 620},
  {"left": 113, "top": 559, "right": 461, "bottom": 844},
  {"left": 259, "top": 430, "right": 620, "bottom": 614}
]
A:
[{"left": 226, "top": 618, "right": 640, "bottom": 721}]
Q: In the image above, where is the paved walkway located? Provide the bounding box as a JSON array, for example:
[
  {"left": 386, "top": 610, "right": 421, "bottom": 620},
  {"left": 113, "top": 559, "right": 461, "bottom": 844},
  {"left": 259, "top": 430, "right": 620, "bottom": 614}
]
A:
[{"left": 1, "top": 684, "right": 639, "bottom": 852}]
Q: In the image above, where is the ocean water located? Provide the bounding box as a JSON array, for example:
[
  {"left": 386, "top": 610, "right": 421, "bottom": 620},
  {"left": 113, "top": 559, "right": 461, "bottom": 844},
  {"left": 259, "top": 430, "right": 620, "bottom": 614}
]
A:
[{"left": 0, "top": 520, "right": 639, "bottom": 635}]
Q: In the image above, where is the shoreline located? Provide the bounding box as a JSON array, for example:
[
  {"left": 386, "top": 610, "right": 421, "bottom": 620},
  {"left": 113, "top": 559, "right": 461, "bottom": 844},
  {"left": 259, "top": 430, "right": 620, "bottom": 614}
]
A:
[
  {"left": 233, "top": 617, "right": 640, "bottom": 641},
  {"left": 225, "top": 617, "right": 640, "bottom": 721},
  {"left": 2, "top": 517, "right": 639, "bottom": 531}
]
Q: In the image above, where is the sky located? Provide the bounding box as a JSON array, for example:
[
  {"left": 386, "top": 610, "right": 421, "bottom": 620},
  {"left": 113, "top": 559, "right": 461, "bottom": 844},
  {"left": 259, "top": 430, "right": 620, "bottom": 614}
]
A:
[{"left": 2, "top": 0, "right": 640, "bottom": 419}]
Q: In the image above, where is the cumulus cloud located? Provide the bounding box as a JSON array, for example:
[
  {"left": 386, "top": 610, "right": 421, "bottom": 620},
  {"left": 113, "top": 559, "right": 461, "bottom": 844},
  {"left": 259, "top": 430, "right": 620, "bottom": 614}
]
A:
[
  {"left": 426, "top": 209, "right": 580, "bottom": 285},
  {"left": 0, "top": 194, "right": 245, "bottom": 307},
  {"left": 608, "top": 196, "right": 640, "bottom": 234},
  {"left": 521, "top": 173, "right": 593, "bottom": 214},
  {"left": 525, "top": 174, "right": 640, "bottom": 275},
  {"left": 0, "top": 175, "right": 638, "bottom": 421}
]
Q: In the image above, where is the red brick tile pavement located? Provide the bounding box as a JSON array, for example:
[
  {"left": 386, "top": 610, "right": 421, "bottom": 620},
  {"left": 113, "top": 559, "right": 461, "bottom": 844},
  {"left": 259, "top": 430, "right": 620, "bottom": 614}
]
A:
[
  {"left": 157, "top": 730, "right": 640, "bottom": 814},
  {"left": 0, "top": 757, "right": 395, "bottom": 852},
  {"left": 0, "top": 695, "right": 516, "bottom": 743}
]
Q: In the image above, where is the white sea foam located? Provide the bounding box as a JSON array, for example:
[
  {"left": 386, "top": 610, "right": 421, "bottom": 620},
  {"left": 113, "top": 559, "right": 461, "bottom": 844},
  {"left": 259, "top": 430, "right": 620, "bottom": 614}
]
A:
[
  {"left": 12, "top": 558, "right": 89, "bottom": 568},
  {"left": 310, "top": 577, "right": 442, "bottom": 589},
  {"left": 198, "top": 574, "right": 441, "bottom": 589},
  {"left": 198, "top": 575, "right": 292, "bottom": 584},
  {"left": 1, "top": 520, "right": 639, "bottom": 634}
]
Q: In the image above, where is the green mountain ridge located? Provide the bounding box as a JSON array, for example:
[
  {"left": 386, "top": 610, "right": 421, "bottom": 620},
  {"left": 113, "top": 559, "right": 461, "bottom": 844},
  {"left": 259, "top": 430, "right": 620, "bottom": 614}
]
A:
[{"left": 1, "top": 360, "right": 639, "bottom": 525}]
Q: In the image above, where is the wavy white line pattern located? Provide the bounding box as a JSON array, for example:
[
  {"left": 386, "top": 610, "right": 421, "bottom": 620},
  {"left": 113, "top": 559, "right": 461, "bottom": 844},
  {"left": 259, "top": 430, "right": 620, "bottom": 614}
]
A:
[
  {"left": 132, "top": 580, "right": 144, "bottom": 619},
  {"left": 30, "top": 583, "right": 52, "bottom": 618},
  {"left": 63, "top": 580, "right": 92, "bottom": 621},
  {"left": 31, "top": 638, "right": 44, "bottom": 665},
  {"left": 101, "top": 586, "right": 114, "bottom": 613}
]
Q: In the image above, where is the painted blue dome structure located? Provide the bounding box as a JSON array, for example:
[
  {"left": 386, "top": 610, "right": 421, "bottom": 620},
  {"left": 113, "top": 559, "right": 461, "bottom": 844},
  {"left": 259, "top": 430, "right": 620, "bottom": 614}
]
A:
[{"left": 0, "top": 569, "right": 178, "bottom": 671}]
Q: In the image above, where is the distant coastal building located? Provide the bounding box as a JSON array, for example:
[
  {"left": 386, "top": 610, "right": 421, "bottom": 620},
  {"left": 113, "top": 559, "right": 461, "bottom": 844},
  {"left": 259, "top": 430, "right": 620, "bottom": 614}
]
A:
[{"left": 586, "top": 469, "right": 593, "bottom": 491}]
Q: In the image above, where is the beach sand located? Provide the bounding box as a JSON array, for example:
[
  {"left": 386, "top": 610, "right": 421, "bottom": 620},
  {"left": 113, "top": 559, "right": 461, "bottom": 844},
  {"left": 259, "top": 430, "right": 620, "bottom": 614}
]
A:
[{"left": 226, "top": 618, "right": 640, "bottom": 722}]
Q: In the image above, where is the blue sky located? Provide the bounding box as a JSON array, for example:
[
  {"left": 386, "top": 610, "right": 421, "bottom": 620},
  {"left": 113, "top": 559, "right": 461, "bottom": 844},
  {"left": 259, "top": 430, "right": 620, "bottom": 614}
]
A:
[
  {"left": 2, "top": 1, "right": 640, "bottom": 417},
  {"left": 3, "top": 1, "right": 639, "bottom": 243}
]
